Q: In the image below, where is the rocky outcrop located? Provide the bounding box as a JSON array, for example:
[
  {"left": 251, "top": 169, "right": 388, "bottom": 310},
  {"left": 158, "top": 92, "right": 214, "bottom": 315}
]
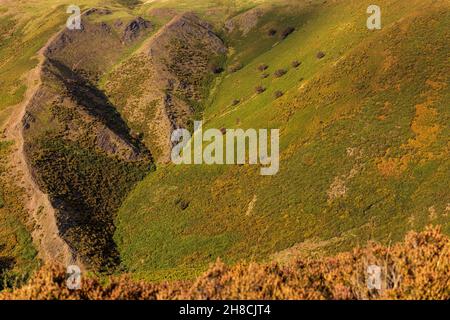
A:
[
  {"left": 45, "top": 12, "right": 152, "bottom": 82},
  {"left": 122, "top": 17, "right": 152, "bottom": 43}
]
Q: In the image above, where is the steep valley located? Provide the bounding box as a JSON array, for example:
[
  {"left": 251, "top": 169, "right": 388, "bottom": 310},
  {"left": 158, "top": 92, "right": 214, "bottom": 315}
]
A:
[{"left": 0, "top": 0, "right": 448, "bottom": 286}]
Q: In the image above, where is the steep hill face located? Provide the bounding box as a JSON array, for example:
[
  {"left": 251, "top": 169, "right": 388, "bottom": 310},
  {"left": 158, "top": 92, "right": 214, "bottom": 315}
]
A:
[
  {"left": 20, "top": 9, "right": 227, "bottom": 270},
  {"left": 23, "top": 12, "right": 155, "bottom": 270},
  {"left": 0, "top": 0, "right": 448, "bottom": 285},
  {"left": 115, "top": 0, "right": 450, "bottom": 280},
  {"left": 103, "top": 13, "right": 227, "bottom": 162},
  {"left": 0, "top": 0, "right": 254, "bottom": 283}
]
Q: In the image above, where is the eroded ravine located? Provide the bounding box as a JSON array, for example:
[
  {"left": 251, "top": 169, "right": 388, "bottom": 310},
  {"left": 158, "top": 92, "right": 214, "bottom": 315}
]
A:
[
  {"left": 5, "top": 9, "right": 226, "bottom": 272},
  {"left": 22, "top": 13, "right": 155, "bottom": 271}
]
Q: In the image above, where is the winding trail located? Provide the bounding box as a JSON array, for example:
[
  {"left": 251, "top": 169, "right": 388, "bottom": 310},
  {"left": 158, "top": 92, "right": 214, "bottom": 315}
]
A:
[{"left": 3, "top": 32, "right": 74, "bottom": 266}]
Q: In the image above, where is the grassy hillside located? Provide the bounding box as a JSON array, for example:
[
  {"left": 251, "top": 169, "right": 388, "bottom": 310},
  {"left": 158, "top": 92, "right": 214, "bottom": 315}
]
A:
[
  {"left": 0, "top": 0, "right": 448, "bottom": 287},
  {"left": 115, "top": 0, "right": 450, "bottom": 280}
]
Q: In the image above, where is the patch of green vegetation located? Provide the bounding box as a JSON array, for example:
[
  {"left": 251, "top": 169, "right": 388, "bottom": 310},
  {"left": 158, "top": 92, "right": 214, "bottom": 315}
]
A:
[{"left": 29, "top": 136, "right": 153, "bottom": 270}]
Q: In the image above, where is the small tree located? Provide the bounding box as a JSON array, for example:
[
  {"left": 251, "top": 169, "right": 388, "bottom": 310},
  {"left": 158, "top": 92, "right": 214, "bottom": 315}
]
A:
[
  {"left": 258, "top": 64, "right": 269, "bottom": 72},
  {"left": 292, "top": 60, "right": 301, "bottom": 68},
  {"left": 255, "top": 85, "right": 266, "bottom": 94},
  {"left": 316, "top": 51, "right": 326, "bottom": 59},
  {"left": 274, "top": 69, "right": 287, "bottom": 78},
  {"left": 268, "top": 28, "right": 277, "bottom": 36},
  {"left": 274, "top": 90, "right": 284, "bottom": 99},
  {"left": 211, "top": 65, "right": 224, "bottom": 74},
  {"left": 229, "top": 62, "right": 243, "bottom": 73},
  {"left": 281, "top": 26, "right": 295, "bottom": 39}
]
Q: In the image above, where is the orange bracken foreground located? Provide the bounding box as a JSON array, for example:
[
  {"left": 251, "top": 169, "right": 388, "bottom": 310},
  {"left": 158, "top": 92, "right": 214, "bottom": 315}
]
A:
[{"left": 1, "top": 226, "right": 448, "bottom": 300}]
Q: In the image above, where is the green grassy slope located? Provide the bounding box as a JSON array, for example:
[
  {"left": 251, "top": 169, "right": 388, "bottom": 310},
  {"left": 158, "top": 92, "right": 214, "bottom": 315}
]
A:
[{"left": 115, "top": 0, "right": 450, "bottom": 280}]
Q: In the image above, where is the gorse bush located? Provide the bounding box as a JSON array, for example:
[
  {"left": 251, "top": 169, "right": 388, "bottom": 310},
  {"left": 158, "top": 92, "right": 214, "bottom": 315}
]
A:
[
  {"left": 274, "top": 69, "right": 287, "bottom": 78},
  {"left": 1, "top": 227, "right": 448, "bottom": 300},
  {"left": 292, "top": 60, "right": 301, "bottom": 68},
  {"left": 274, "top": 90, "right": 284, "bottom": 99},
  {"left": 228, "top": 62, "right": 243, "bottom": 73},
  {"left": 281, "top": 27, "right": 295, "bottom": 39},
  {"left": 316, "top": 51, "right": 326, "bottom": 59},
  {"left": 268, "top": 28, "right": 277, "bottom": 36},
  {"left": 258, "top": 64, "right": 269, "bottom": 72},
  {"left": 255, "top": 85, "right": 266, "bottom": 94}
]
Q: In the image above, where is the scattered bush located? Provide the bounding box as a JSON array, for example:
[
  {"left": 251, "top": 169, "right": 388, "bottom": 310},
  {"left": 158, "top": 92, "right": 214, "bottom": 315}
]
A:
[
  {"left": 281, "top": 27, "right": 295, "bottom": 39},
  {"left": 316, "top": 51, "right": 326, "bottom": 59},
  {"left": 274, "top": 69, "right": 287, "bottom": 78},
  {"left": 255, "top": 85, "right": 266, "bottom": 94},
  {"left": 292, "top": 60, "right": 301, "bottom": 68},
  {"left": 211, "top": 65, "right": 224, "bottom": 74},
  {"left": 261, "top": 73, "right": 269, "bottom": 79},
  {"left": 274, "top": 90, "right": 284, "bottom": 99},
  {"left": 228, "top": 62, "right": 243, "bottom": 73},
  {"left": 268, "top": 28, "right": 277, "bottom": 36},
  {"left": 175, "top": 198, "right": 189, "bottom": 211},
  {"left": 258, "top": 64, "right": 269, "bottom": 72},
  {"left": 30, "top": 136, "right": 153, "bottom": 271},
  {"left": 231, "top": 99, "right": 240, "bottom": 106}
]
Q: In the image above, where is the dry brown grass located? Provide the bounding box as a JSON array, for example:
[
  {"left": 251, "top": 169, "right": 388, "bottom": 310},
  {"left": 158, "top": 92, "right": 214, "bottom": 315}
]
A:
[{"left": 1, "top": 226, "right": 448, "bottom": 300}]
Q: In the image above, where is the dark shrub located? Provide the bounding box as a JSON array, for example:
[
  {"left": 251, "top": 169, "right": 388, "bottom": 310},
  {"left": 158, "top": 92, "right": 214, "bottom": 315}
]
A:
[
  {"left": 274, "top": 69, "right": 287, "bottom": 78},
  {"left": 261, "top": 73, "right": 269, "bottom": 79},
  {"left": 255, "top": 85, "right": 266, "bottom": 94},
  {"left": 175, "top": 198, "right": 189, "bottom": 211},
  {"left": 229, "top": 62, "right": 243, "bottom": 73},
  {"left": 316, "top": 51, "right": 326, "bottom": 59},
  {"left": 281, "top": 27, "right": 295, "bottom": 39},
  {"left": 212, "top": 65, "right": 224, "bottom": 74},
  {"left": 268, "top": 28, "right": 277, "bottom": 36},
  {"left": 274, "top": 90, "right": 284, "bottom": 99},
  {"left": 231, "top": 99, "right": 240, "bottom": 106},
  {"left": 292, "top": 60, "right": 301, "bottom": 68},
  {"left": 258, "top": 64, "right": 269, "bottom": 72}
]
